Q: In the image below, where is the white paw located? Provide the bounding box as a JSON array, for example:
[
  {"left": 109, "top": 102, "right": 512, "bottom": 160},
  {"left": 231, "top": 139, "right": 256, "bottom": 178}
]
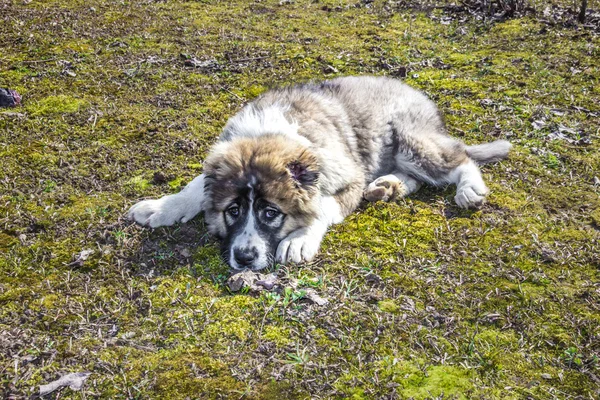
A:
[
  {"left": 128, "top": 197, "right": 196, "bottom": 228},
  {"left": 364, "top": 175, "right": 407, "bottom": 202},
  {"left": 275, "top": 226, "right": 324, "bottom": 264},
  {"left": 454, "top": 185, "right": 488, "bottom": 209}
]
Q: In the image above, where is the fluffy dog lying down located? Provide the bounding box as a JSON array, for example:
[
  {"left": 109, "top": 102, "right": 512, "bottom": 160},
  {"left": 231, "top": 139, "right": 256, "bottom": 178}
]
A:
[{"left": 129, "top": 76, "right": 511, "bottom": 270}]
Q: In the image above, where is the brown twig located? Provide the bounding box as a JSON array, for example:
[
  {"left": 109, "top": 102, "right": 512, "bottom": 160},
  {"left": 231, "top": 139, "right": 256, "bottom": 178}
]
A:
[{"left": 19, "top": 57, "right": 58, "bottom": 64}]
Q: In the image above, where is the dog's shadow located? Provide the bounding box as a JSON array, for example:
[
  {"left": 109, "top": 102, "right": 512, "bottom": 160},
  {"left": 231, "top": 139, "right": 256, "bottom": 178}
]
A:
[
  {"left": 118, "top": 186, "right": 478, "bottom": 284},
  {"left": 118, "top": 216, "right": 229, "bottom": 283},
  {"left": 355, "top": 185, "right": 482, "bottom": 219}
]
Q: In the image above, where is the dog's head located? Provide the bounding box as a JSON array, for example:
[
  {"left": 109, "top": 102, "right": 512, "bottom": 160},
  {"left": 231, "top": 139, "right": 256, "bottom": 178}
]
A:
[{"left": 203, "top": 135, "right": 320, "bottom": 270}]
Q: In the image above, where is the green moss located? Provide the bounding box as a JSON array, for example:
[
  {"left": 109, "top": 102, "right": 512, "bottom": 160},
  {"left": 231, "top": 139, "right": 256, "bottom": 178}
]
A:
[
  {"left": 126, "top": 175, "right": 151, "bottom": 192},
  {"left": 193, "top": 244, "right": 229, "bottom": 277},
  {"left": 203, "top": 295, "right": 257, "bottom": 341},
  {"left": 123, "top": 348, "right": 247, "bottom": 398},
  {"left": 396, "top": 364, "right": 473, "bottom": 399},
  {"left": 1, "top": 0, "right": 599, "bottom": 398},
  {"left": 262, "top": 325, "right": 292, "bottom": 346},
  {"left": 0, "top": 232, "right": 18, "bottom": 250},
  {"left": 336, "top": 360, "right": 475, "bottom": 399},
  {"left": 27, "top": 95, "right": 87, "bottom": 116},
  {"left": 378, "top": 300, "right": 399, "bottom": 314},
  {"left": 491, "top": 19, "right": 540, "bottom": 40},
  {"left": 187, "top": 162, "right": 203, "bottom": 170},
  {"left": 590, "top": 208, "right": 600, "bottom": 227},
  {"left": 168, "top": 176, "right": 186, "bottom": 190}
]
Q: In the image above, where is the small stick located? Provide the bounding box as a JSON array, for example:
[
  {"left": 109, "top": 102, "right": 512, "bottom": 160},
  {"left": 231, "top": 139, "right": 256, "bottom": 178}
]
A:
[
  {"left": 220, "top": 86, "right": 244, "bottom": 101},
  {"left": 19, "top": 57, "right": 58, "bottom": 64}
]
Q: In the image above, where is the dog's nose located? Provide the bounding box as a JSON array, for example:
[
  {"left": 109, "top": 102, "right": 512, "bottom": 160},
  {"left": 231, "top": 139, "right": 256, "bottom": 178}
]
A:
[{"left": 233, "top": 248, "right": 256, "bottom": 268}]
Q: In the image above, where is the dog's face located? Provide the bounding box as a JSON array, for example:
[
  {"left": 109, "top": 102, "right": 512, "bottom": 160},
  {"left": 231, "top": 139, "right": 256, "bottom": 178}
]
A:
[{"left": 203, "top": 135, "right": 320, "bottom": 270}]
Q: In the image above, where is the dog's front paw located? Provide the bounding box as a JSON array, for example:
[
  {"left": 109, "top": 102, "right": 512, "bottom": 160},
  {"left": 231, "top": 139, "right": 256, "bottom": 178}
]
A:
[
  {"left": 454, "top": 185, "right": 488, "bottom": 209},
  {"left": 128, "top": 197, "right": 195, "bottom": 228},
  {"left": 275, "top": 227, "right": 324, "bottom": 264}
]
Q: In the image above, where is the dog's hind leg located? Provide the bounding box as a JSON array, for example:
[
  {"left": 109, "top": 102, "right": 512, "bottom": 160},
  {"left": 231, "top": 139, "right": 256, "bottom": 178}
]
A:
[
  {"left": 447, "top": 139, "right": 512, "bottom": 208},
  {"left": 445, "top": 140, "right": 512, "bottom": 208},
  {"left": 128, "top": 174, "right": 206, "bottom": 228},
  {"left": 364, "top": 172, "right": 422, "bottom": 203},
  {"left": 447, "top": 159, "right": 489, "bottom": 209}
]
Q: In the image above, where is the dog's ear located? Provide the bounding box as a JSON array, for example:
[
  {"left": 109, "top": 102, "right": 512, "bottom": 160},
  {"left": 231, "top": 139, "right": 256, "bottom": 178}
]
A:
[{"left": 287, "top": 160, "right": 319, "bottom": 187}]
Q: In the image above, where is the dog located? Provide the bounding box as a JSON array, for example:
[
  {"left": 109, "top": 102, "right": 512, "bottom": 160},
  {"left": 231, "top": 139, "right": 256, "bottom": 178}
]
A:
[{"left": 128, "top": 76, "right": 511, "bottom": 270}]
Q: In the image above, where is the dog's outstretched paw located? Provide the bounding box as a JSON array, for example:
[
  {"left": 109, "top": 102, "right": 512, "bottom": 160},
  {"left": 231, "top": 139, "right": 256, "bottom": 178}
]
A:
[
  {"left": 275, "top": 227, "right": 323, "bottom": 264},
  {"left": 454, "top": 185, "right": 488, "bottom": 209},
  {"left": 128, "top": 197, "right": 195, "bottom": 228},
  {"left": 364, "top": 175, "right": 408, "bottom": 202}
]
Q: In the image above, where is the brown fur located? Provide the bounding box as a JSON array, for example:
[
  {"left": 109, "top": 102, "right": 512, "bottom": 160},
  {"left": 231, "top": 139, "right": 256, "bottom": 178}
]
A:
[{"left": 203, "top": 135, "right": 321, "bottom": 237}]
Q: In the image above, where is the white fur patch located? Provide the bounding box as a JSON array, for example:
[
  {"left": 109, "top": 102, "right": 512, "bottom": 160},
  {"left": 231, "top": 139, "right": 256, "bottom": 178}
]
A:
[
  {"left": 275, "top": 195, "right": 342, "bottom": 264},
  {"left": 229, "top": 196, "right": 269, "bottom": 270},
  {"left": 318, "top": 195, "right": 343, "bottom": 225},
  {"left": 128, "top": 174, "right": 206, "bottom": 228},
  {"left": 222, "top": 104, "right": 311, "bottom": 146}
]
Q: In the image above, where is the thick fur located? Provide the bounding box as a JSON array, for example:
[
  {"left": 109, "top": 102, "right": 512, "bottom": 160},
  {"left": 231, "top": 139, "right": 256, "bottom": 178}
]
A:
[{"left": 129, "top": 76, "right": 511, "bottom": 270}]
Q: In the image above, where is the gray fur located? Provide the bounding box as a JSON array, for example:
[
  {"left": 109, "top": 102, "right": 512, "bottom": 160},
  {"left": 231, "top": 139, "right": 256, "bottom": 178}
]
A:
[
  {"left": 466, "top": 140, "right": 513, "bottom": 165},
  {"left": 222, "top": 75, "right": 509, "bottom": 213}
]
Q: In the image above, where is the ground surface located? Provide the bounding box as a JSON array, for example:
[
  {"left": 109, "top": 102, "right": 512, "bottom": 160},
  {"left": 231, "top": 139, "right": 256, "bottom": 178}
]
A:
[{"left": 1, "top": 0, "right": 599, "bottom": 399}]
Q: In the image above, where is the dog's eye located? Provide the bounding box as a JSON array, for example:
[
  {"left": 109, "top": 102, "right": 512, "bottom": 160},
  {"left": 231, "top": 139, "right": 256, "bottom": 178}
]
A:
[
  {"left": 227, "top": 206, "right": 240, "bottom": 217},
  {"left": 264, "top": 209, "right": 279, "bottom": 219}
]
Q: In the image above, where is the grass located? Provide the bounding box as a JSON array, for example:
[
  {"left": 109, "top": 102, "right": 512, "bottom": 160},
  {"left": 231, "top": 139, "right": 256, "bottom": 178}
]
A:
[{"left": 1, "top": 0, "right": 599, "bottom": 398}]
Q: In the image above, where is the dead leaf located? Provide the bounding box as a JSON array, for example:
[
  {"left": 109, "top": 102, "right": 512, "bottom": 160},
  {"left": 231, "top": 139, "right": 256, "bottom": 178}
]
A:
[
  {"left": 184, "top": 57, "right": 221, "bottom": 72},
  {"left": 255, "top": 274, "right": 278, "bottom": 290},
  {"left": 532, "top": 120, "right": 546, "bottom": 130},
  {"left": 67, "top": 249, "right": 94, "bottom": 267},
  {"left": 304, "top": 288, "right": 328, "bottom": 306},
  {"left": 227, "top": 270, "right": 277, "bottom": 292},
  {"left": 227, "top": 270, "right": 258, "bottom": 292},
  {"left": 39, "top": 372, "right": 91, "bottom": 396}
]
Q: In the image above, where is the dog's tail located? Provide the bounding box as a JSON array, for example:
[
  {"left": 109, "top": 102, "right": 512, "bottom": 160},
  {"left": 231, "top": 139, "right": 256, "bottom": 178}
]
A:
[{"left": 466, "top": 140, "right": 512, "bottom": 165}]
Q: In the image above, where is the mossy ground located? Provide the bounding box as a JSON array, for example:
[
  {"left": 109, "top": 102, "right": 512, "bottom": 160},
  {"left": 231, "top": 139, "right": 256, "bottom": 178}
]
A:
[{"left": 1, "top": 0, "right": 599, "bottom": 398}]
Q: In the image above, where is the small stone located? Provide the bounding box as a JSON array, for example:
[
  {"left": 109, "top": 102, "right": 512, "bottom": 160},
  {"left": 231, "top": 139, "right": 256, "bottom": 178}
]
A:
[
  {"left": 0, "top": 88, "right": 21, "bottom": 107},
  {"left": 541, "top": 373, "right": 552, "bottom": 380},
  {"left": 400, "top": 296, "right": 416, "bottom": 312},
  {"left": 177, "top": 247, "right": 191, "bottom": 258},
  {"left": 365, "top": 273, "right": 383, "bottom": 285},
  {"left": 108, "top": 324, "right": 119, "bottom": 337},
  {"left": 152, "top": 171, "right": 167, "bottom": 184},
  {"left": 0, "top": 111, "right": 25, "bottom": 118},
  {"left": 184, "top": 57, "right": 220, "bottom": 72},
  {"left": 121, "top": 331, "right": 136, "bottom": 339}
]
